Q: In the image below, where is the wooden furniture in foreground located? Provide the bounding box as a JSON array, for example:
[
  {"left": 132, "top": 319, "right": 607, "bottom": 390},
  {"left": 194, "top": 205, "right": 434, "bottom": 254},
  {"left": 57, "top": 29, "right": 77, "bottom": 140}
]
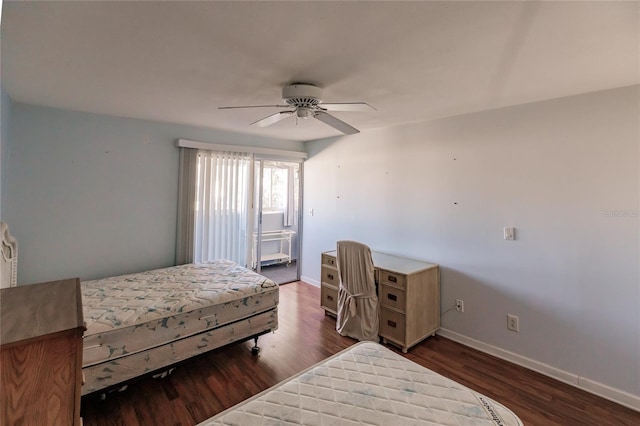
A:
[
  {"left": 1, "top": 278, "right": 85, "bottom": 425},
  {"left": 321, "top": 249, "right": 440, "bottom": 352}
]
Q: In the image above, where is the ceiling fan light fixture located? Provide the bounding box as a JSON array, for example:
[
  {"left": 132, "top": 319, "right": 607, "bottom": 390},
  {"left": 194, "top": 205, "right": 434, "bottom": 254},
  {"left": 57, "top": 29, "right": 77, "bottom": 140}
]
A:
[{"left": 296, "top": 107, "right": 313, "bottom": 119}]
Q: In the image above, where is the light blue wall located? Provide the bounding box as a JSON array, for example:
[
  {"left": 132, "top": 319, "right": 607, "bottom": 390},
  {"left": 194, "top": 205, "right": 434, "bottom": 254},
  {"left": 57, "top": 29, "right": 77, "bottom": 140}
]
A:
[
  {"left": 302, "top": 86, "right": 640, "bottom": 400},
  {"left": 5, "top": 103, "right": 303, "bottom": 284},
  {"left": 0, "top": 87, "right": 12, "bottom": 217}
]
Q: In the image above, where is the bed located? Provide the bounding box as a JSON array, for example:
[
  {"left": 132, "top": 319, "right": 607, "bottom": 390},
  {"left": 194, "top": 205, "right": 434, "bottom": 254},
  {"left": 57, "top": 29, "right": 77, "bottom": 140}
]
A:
[
  {"left": 199, "top": 342, "right": 523, "bottom": 426},
  {"left": 81, "top": 259, "right": 279, "bottom": 395}
]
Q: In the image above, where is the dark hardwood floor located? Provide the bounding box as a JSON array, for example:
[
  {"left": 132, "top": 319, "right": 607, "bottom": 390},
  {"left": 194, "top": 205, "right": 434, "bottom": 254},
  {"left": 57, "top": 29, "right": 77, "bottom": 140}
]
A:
[{"left": 81, "top": 281, "right": 640, "bottom": 426}]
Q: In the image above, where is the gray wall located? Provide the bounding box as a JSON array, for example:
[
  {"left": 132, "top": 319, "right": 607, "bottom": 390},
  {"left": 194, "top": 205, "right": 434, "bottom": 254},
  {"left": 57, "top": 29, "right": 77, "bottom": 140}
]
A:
[
  {"left": 302, "top": 86, "right": 639, "bottom": 400},
  {"left": 1, "top": 88, "right": 12, "bottom": 217},
  {"left": 5, "top": 103, "right": 303, "bottom": 284}
]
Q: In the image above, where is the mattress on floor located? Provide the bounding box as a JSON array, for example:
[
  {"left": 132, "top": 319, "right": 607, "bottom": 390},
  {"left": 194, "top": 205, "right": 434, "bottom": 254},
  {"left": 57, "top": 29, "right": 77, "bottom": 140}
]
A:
[
  {"left": 82, "top": 260, "right": 279, "bottom": 367},
  {"left": 199, "top": 342, "right": 523, "bottom": 426}
]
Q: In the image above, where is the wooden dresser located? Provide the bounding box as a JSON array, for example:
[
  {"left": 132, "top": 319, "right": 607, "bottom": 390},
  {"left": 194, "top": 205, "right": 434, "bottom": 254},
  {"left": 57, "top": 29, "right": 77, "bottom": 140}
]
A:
[
  {"left": 321, "top": 250, "right": 440, "bottom": 353},
  {"left": 320, "top": 252, "right": 340, "bottom": 316},
  {"left": 1, "top": 278, "right": 85, "bottom": 425}
]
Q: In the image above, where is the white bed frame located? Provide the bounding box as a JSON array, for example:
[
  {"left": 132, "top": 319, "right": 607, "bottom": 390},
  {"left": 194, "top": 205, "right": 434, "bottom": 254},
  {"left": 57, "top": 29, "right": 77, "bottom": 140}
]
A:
[{"left": 0, "top": 221, "right": 18, "bottom": 288}]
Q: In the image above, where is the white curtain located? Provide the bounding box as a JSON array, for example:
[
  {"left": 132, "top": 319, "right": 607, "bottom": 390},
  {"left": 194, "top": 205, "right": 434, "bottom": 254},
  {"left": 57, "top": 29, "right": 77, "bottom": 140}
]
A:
[
  {"left": 193, "top": 150, "right": 252, "bottom": 266},
  {"left": 283, "top": 165, "right": 296, "bottom": 227},
  {"left": 176, "top": 148, "right": 252, "bottom": 266},
  {"left": 176, "top": 148, "right": 198, "bottom": 265}
]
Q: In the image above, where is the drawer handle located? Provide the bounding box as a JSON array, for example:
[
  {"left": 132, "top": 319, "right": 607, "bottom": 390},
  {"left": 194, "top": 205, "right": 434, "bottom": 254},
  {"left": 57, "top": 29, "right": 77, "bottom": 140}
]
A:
[
  {"left": 387, "top": 293, "right": 397, "bottom": 301},
  {"left": 387, "top": 320, "right": 397, "bottom": 328},
  {"left": 327, "top": 274, "right": 334, "bottom": 280},
  {"left": 327, "top": 295, "right": 334, "bottom": 301},
  {"left": 388, "top": 275, "right": 397, "bottom": 283}
]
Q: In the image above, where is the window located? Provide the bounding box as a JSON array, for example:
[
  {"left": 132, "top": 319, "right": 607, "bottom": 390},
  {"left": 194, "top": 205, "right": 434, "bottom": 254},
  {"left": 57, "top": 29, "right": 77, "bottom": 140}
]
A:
[{"left": 261, "top": 165, "right": 288, "bottom": 211}]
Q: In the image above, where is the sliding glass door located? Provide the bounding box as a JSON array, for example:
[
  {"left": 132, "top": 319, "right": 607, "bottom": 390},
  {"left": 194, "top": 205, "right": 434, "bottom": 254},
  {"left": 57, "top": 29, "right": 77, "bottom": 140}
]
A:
[
  {"left": 251, "top": 159, "right": 302, "bottom": 284},
  {"left": 176, "top": 140, "right": 306, "bottom": 272}
]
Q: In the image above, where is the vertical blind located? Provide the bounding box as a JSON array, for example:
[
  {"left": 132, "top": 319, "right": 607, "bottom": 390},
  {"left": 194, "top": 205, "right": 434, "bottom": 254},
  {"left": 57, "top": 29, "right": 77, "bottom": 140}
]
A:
[
  {"left": 283, "top": 165, "right": 296, "bottom": 227},
  {"left": 176, "top": 140, "right": 306, "bottom": 269},
  {"left": 193, "top": 150, "right": 251, "bottom": 265}
]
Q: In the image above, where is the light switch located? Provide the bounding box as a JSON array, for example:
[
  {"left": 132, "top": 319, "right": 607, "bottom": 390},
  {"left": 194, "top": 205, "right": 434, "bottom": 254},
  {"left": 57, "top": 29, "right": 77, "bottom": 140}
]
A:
[{"left": 504, "top": 227, "right": 515, "bottom": 240}]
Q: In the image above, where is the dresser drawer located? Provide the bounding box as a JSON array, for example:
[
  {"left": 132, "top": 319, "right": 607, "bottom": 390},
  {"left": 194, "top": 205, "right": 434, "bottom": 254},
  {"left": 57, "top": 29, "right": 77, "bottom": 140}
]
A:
[
  {"left": 321, "top": 266, "right": 339, "bottom": 287},
  {"left": 320, "top": 284, "right": 338, "bottom": 314},
  {"left": 321, "top": 253, "right": 337, "bottom": 267},
  {"left": 379, "top": 269, "right": 407, "bottom": 289},
  {"left": 380, "top": 308, "right": 406, "bottom": 342},
  {"left": 380, "top": 285, "right": 406, "bottom": 311}
]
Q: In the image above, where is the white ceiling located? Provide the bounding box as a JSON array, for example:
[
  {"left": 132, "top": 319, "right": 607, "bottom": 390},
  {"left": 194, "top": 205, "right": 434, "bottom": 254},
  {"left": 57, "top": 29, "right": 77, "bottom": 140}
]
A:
[{"left": 2, "top": 1, "right": 638, "bottom": 142}]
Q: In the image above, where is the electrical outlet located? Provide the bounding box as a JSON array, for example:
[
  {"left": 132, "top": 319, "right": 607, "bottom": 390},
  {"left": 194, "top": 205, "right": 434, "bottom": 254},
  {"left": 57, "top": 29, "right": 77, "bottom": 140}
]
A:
[
  {"left": 507, "top": 314, "right": 519, "bottom": 332},
  {"left": 456, "top": 299, "right": 464, "bottom": 312}
]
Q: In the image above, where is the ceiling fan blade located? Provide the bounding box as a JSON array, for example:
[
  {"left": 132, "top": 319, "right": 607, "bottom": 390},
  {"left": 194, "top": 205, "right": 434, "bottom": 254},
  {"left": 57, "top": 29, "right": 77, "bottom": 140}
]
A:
[
  {"left": 313, "top": 111, "right": 360, "bottom": 135},
  {"left": 251, "top": 111, "right": 294, "bottom": 127},
  {"left": 319, "top": 102, "right": 376, "bottom": 112},
  {"left": 219, "top": 104, "right": 289, "bottom": 110}
]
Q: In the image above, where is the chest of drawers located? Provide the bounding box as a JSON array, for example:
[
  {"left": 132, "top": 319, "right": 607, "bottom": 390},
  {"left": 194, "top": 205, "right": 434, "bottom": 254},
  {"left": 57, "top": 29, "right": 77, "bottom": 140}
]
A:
[
  {"left": 1, "top": 278, "right": 85, "bottom": 425},
  {"left": 321, "top": 250, "right": 440, "bottom": 352},
  {"left": 320, "top": 252, "right": 339, "bottom": 316}
]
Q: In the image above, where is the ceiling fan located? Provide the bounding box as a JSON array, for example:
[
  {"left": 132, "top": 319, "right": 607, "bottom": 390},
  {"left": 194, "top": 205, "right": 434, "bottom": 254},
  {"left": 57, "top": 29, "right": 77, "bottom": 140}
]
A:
[{"left": 219, "top": 83, "right": 375, "bottom": 135}]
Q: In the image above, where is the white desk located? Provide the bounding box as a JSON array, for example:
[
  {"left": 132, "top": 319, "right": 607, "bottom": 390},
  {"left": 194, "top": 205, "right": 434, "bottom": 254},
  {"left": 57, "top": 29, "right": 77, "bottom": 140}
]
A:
[{"left": 320, "top": 250, "right": 440, "bottom": 353}]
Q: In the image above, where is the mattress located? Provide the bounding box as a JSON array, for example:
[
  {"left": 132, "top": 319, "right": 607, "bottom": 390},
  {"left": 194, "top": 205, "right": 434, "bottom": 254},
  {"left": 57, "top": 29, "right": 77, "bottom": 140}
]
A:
[
  {"left": 82, "top": 308, "right": 278, "bottom": 395},
  {"left": 82, "top": 260, "right": 279, "bottom": 368},
  {"left": 199, "top": 342, "right": 523, "bottom": 426}
]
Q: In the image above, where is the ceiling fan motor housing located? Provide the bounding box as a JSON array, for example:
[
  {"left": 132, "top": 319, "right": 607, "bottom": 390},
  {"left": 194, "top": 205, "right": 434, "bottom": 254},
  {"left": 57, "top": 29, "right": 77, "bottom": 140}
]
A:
[{"left": 283, "top": 84, "right": 322, "bottom": 108}]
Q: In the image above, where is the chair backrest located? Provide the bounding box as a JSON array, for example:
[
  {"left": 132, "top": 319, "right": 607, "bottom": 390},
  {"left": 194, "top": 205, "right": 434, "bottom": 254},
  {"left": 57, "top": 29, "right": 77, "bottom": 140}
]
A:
[
  {"left": 336, "top": 240, "right": 378, "bottom": 341},
  {"left": 336, "top": 240, "right": 375, "bottom": 294}
]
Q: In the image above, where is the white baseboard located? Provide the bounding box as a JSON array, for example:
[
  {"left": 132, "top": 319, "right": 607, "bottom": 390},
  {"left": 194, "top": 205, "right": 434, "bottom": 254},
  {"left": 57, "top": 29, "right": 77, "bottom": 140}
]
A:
[
  {"left": 437, "top": 328, "right": 640, "bottom": 412},
  {"left": 301, "top": 276, "right": 320, "bottom": 287}
]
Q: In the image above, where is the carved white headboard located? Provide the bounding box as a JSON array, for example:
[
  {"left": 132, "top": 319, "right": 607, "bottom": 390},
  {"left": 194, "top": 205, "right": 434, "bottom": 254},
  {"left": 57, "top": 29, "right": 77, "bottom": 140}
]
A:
[{"left": 0, "top": 221, "right": 18, "bottom": 288}]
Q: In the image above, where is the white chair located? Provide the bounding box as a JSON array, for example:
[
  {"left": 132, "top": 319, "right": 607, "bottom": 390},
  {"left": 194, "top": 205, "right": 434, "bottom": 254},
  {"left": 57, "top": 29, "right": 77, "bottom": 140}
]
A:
[
  {"left": 0, "top": 221, "right": 18, "bottom": 288},
  {"left": 336, "top": 240, "right": 379, "bottom": 341}
]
